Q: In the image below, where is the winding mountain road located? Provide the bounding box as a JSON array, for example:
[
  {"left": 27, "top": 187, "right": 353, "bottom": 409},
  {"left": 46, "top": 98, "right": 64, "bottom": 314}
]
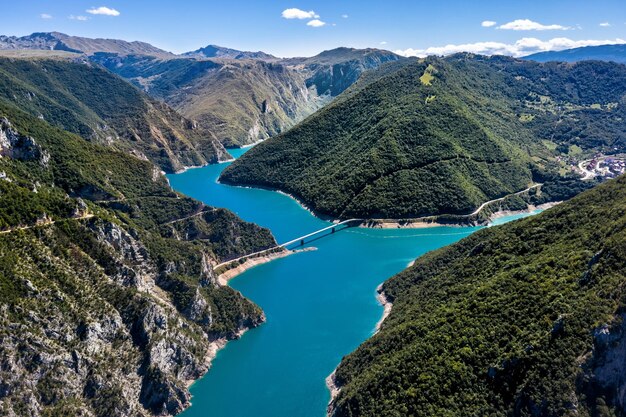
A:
[
  {"left": 469, "top": 183, "right": 542, "bottom": 216},
  {"left": 0, "top": 214, "right": 94, "bottom": 235}
]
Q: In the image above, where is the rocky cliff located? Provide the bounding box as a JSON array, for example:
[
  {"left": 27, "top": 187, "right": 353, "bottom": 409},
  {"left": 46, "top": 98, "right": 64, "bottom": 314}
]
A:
[{"left": 91, "top": 47, "right": 402, "bottom": 147}]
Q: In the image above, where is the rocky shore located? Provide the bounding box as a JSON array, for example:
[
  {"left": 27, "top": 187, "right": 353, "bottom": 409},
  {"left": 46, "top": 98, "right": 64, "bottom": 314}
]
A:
[{"left": 217, "top": 247, "right": 317, "bottom": 284}]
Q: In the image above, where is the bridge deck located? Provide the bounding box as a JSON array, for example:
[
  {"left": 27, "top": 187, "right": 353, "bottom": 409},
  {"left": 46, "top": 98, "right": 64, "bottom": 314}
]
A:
[{"left": 214, "top": 219, "right": 361, "bottom": 269}]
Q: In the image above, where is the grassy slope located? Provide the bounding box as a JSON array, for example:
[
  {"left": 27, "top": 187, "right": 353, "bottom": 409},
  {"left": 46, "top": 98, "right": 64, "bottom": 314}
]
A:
[
  {"left": 331, "top": 174, "right": 626, "bottom": 417},
  {"left": 221, "top": 55, "right": 626, "bottom": 219},
  {"left": 0, "top": 103, "right": 276, "bottom": 415},
  {"left": 0, "top": 57, "right": 228, "bottom": 172}
]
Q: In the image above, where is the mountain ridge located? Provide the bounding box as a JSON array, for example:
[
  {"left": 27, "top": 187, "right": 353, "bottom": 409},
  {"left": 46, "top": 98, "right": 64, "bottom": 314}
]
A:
[
  {"left": 0, "top": 32, "right": 174, "bottom": 57},
  {"left": 0, "top": 56, "right": 230, "bottom": 172},
  {"left": 182, "top": 44, "right": 277, "bottom": 60},
  {"left": 524, "top": 43, "right": 626, "bottom": 64},
  {"left": 0, "top": 32, "right": 403, "bottom": 147}
]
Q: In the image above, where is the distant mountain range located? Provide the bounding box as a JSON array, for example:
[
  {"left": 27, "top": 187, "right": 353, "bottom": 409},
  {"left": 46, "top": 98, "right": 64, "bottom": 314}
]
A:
[
  {"left": 524, "top": 43, "right": 626, "bottom": 64},
  {"left": 183, "top": 44, "right": 277, "bottom": 60},
  {"left": 0, "top": 32, "right": 277, "bottom": 60},
  {"left": 0, "top": 32, "right": 173, "bottom": 57}
]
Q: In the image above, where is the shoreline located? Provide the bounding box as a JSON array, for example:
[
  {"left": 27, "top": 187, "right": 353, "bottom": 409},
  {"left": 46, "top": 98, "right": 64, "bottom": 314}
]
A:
[
  {"left": 374, "top": 284, "right": 393, "bottom": 334},
  {"left": 216, "top": 247, "right": 316, "bottom": 285},
  {"left": 186, "top": 327, "right": 249, "bottom": 389},
  {"left": 326, "top": 370, "right": 341, "bottom": 415},
  {"left": 326, "top": 284, "right": 394, "bottom": 414},
  {"left": 173, "top": 140, "right": 266, "bottom": 174},
  {"left": 360, "top": 219, "right": 452, "bottom": 229},
  {"left": 487, "top": 201, "right": 561, "bottom": 222},
  {"left": 359, "top": 201, "right": 562, "bottom": 230},
  {"left": 217, "top": 178, "right": 337, "bottom": 222},
  {"left": 219, "top": 179, "right": 561, "bottom": 230}
]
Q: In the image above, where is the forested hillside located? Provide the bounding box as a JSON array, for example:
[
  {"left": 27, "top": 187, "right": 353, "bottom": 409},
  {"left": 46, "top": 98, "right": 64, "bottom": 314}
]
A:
[
  {"left": 222, "top": 54, "right": 626, "bottom": 219},
  {"left": 0, "top": 56, "right": 229, "bottom": 172},
  {"left": 0, "top": 102, "right": 275, "bottom": 416},
  {"left": 330, "top": 173, "right": 626, "bottom": 417}
]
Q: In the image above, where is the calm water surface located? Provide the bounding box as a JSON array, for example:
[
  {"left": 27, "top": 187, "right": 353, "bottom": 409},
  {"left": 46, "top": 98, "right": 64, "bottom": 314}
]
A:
[{"left": 168, "top": 148, "right": 537, "bottom": 417}]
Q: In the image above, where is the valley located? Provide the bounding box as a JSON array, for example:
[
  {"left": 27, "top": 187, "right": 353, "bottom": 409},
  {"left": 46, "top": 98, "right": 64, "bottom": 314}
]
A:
[{"left": 1, "top": 18, "right": 626, "bottom": 417}]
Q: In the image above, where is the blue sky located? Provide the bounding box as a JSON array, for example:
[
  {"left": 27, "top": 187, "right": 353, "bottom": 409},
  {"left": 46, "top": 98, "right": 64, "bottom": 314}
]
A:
[{"left": 2, "top": 0, "right": 626, "bottom": 57}]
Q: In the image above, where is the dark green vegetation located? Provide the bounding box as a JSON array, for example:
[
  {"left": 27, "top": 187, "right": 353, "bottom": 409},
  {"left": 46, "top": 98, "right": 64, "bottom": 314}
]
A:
[
  {"left": 525, "top": 44, "right": 626, "bottom": 64},
  {"left": 91, "top": 47, "right": 401, "bottom": 147},
  {"left": 0, "top": 57, "right": 229, "bottom": 172},
  {"left": 222, "top": 55, "right": 626, "bottom": 219},
  {"left": 0, "top": 101, "right": 276, "bottom": 416},
  {"left": 330, "top": 174, "right": 626, "bottom": 417}
]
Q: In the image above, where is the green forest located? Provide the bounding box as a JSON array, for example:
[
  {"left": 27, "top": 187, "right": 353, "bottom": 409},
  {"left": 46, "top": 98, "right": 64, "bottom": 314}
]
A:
[{"left": 330, "top": 174, "right": 626, "bottom": 417}]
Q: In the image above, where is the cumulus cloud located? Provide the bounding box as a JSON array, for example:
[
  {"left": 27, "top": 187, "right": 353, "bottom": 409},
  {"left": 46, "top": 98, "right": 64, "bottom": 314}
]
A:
[
  {"left": 380, "top": 41, "right": 388, "bottom": 45},
  {"left": 40, "top": 13, "right": 53, "bottom": 19},
  {"left": 481, "top": 20, "right": 497, "bottom": 27},
  {"left": 394, "top": 37, "right": 626, "bottom": 58},
  {"left": 282, "top": 8, "right": 319, "bottom": 19},
  {"left": 86, "top": 6, "right": 120, "bottom": 16},
  {"left": 69, "top": 15, "right": 89, "bottom": 21},
  {"left": 600, "top": 22, "right": 611, "bottom": 27},
  {"left": 307, "top": 19, "right": 326, "bottom": 27},
  {"left": 498, "top": 19, "right": 570, "bottom": 31},
  {"left": 342, "top": 14, "right": 349, "bottom": 19}
]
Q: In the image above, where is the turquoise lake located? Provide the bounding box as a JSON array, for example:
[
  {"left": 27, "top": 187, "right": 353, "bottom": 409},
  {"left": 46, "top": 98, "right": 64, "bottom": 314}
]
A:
[{"left": 168, "top": 148, "right": 539, "bottom": 417}]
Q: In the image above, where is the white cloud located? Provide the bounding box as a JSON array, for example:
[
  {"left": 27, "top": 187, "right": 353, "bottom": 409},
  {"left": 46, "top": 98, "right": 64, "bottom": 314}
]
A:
[
  {"left": 307, "top": 19, "right": 326, "bottom": 27},
  {"left": 86, "top": 6, "right": 120, "bottom": 16},
  {"left": 380, "top": 41, "right": 388, "bottom": 45},
  {"left": 342, "top": 14, "right": 349, "bottom": 19},
  {"left": 69, "top": 15, "right": 89, "bottom": 21},
  {"left": 40, "top": 13, "right": 53, "bottom": 19},
  {"left": 498, "top": 19, "right": 570, "bottom": 31},
  {"left": 600, "top": 22, "right": 611, "bottom": 27},
  {"left": 481, "top": 20, "right": 497, "bottom": 27},
  {"left": 394, "top": 37, "right": 626, "bottom": 58},
  {"left": 282, "top": 8, "right": 319, "bottom": 19}
]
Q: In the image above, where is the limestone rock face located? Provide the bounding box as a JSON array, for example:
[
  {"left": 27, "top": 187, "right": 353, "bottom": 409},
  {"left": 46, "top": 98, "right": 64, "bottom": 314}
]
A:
[
  {"left": 0, "top": 118, "right": 49, "bottom": 165},
  {"left": 0, "top": 218, "right": 252, "bottom": 417},
  {"left": 581, "top": 314, "right": 626, "bottom": 412}
]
